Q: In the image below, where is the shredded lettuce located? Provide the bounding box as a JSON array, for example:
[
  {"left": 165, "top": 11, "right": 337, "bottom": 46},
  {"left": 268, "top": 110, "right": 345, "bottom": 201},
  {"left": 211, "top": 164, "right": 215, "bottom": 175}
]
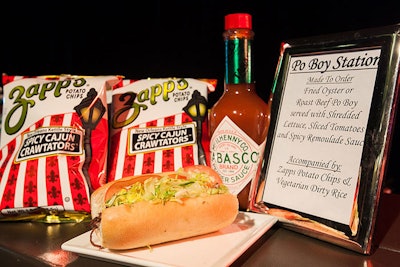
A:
[{"left": 105, "top": 171, "right": 228, "bottom": 208}]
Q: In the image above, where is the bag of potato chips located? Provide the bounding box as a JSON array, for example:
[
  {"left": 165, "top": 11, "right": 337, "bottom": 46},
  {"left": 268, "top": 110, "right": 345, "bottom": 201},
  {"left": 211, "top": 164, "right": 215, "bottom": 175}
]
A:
[
  {"left": 0, "top": 74, "right": 121, "bottom": 222},
  {"left": 107, "top": 78, "right": 216, "bottom": 181}
]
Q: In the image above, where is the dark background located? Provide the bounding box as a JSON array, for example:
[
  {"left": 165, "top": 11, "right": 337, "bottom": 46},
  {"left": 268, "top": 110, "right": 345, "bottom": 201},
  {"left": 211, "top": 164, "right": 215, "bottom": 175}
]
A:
[
  {"left": 2, "top": 0, "right": 400, "bottom": 192},
  {"left": 3, "top": 0, "right": 400, "bottom": 104}
]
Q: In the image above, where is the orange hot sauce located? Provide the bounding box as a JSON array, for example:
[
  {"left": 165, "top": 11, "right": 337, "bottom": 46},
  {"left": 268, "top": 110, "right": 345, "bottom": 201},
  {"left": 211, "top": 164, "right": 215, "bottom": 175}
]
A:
[{"left": 209, "top": 13, "right": 271, "bottom": 211}]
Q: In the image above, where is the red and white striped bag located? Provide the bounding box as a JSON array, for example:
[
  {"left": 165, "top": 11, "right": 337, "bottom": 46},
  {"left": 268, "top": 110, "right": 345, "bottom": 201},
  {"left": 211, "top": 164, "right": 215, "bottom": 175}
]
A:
[
  {"left": 107, "top": 78, "right": 216, "bottom": 182},
  {"left": 0, "top": 74, "right": 121, "bottom": 222}
]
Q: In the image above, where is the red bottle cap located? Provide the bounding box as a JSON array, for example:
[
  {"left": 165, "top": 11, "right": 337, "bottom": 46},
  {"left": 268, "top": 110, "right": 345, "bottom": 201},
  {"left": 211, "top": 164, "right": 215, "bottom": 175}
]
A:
[{"left": 224, "top": 13, "right": 252, "bottom": 30}]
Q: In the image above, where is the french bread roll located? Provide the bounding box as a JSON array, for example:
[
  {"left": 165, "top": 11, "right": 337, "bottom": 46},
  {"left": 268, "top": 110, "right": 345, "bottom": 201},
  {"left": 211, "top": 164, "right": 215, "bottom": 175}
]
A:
[{"left": 90, "top": 165, "right": 239, "bottom": 250}]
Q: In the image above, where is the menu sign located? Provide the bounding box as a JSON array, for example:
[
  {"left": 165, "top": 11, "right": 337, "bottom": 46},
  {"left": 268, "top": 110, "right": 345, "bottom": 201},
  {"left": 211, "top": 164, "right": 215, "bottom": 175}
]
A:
[
  {"left": 251, "top": 25, "right": 400, "bottom": 255},
  {"left": 262, "top": 49, "right": 379, "bottom": 225}
]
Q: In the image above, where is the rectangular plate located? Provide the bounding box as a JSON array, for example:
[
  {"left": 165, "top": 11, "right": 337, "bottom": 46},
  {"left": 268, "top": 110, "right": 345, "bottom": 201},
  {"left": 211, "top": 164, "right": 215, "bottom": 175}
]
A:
[{"left": 62, "top": 211, "right": 277, "bottom": 267}]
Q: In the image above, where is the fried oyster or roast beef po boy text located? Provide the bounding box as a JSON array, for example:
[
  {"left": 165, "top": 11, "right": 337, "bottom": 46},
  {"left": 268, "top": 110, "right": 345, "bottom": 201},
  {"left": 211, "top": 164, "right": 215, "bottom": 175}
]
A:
[{"left": 90, "top": 165, "right": 239, "bottom": 250}]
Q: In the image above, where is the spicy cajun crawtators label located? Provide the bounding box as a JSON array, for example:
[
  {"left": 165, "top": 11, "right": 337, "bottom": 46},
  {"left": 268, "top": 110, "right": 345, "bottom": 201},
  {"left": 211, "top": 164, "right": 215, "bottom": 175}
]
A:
[
  {"left": 129, "top": 124, "right": 196, "bottom": 154},
  {"left": 210, "top": 116, "right": 265, "bottom": 195},
  {"left": 108, "top": 78, "right": 215, "bottom": 181},
  {"left": 0, "top": 75, "right": 120, "bottom": 218},
  {"left": 16, "top": 127, "right": 83, "bottom": 162}
]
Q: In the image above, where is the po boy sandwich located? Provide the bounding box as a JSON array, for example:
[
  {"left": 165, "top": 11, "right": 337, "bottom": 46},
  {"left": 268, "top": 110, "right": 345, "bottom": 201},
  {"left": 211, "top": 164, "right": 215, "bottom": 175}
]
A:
[{"left": 90, "top": 165, "right": 239, "bottom": 250}]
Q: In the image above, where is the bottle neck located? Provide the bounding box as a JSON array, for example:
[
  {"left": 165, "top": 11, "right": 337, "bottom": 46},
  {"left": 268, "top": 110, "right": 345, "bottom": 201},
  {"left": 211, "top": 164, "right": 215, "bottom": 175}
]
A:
[
  {"left": 224, "top": 29, "right": 254, "bottom": 85},
  {"left": 224, "top": 83, "right": 255, "bottom": 93}
]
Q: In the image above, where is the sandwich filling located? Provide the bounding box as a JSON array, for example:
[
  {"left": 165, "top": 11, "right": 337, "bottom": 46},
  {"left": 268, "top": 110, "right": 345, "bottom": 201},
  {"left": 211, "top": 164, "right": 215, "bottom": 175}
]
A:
[{"left": 105, "top": 171, "right": 229, "bottom": 207}]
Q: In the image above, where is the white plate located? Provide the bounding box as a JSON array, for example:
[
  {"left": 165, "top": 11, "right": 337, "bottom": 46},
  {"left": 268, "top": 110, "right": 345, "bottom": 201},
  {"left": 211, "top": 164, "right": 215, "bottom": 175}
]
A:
[{"left": 62, "top": 211, "right": 277, "bottom": 267}]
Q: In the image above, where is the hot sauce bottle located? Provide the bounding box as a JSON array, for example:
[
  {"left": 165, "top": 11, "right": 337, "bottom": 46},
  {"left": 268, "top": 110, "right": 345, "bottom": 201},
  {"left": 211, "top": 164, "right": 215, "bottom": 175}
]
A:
[{"left": 209, "top": 13, "right": 270, "bottom": 211}]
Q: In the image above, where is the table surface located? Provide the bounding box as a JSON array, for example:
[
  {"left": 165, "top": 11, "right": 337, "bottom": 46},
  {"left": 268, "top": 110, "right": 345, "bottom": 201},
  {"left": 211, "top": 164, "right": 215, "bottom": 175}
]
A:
[{"left": 0, "top": 193, "right": 399, "bottom": 267}]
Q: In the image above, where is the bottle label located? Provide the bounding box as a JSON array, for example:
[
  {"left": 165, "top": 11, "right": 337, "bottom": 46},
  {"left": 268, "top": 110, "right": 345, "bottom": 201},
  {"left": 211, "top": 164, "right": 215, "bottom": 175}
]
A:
[{"left": 210, "top": 116, "right": 266, "bottom": 195}]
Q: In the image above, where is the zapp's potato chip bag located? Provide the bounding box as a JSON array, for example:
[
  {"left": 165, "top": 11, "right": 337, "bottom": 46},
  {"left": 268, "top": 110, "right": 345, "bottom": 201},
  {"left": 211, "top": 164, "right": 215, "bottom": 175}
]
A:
[
  {"left": 0, "top": 74, "right": 121, "bottom": 222},
  {"left": 107, "top": 78, "right": 216, "bottom": 182}
]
